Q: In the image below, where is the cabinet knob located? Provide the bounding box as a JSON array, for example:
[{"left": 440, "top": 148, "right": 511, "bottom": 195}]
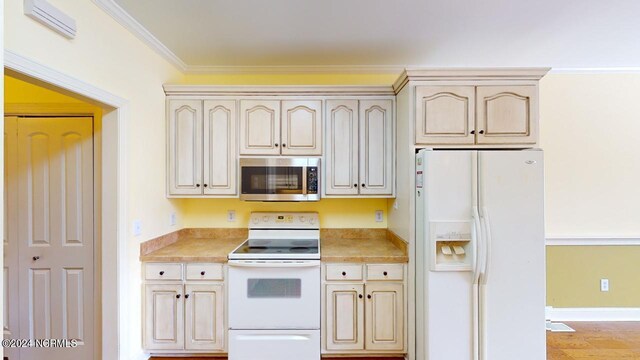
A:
[
  {"left": 479, "top": 130, "right": 485, "bottom": 134},
  {"left": 196, "top": 184, "right": 200, "bottom": 187},
  {"left": 159, "top": 271, "right": 165, "bottom": 276},
  {"left": 282, "top": 143, "right": 287, "bottom": 147},
  {"left": 383, "top": 271, "right": 388, "bottom": 276},
  {"left": 185, "top": 294, "right": 190, "bottom": 299},
  {"left": 342, "top": 271, "right": 347, "bottom": 276},
  {"left": 33, "top": 256, "right": 40, "bottom": 261},
  {"left": 176, "top": 294, "right": 181, "bottom": 299},
  {"left": 358, "top": 294, "right": 363, "bottom": 299},
  {"left": 275, "top": 143, "right": 279, "bottom": 147},
  {"left": 203, "top": 184, "right": 208, "bottom": 187},
  {"left": 361, "top": 184, "right": 366, "bottom": 188},
  {"left": 367, "top": 294, "right": 372, "bottom": 299},
  {"left": 201, "top": 271, "right": 206, "bottom": 276},
  {"left": 470, "top": 130, "right": 475, "bottom": 135},
  {"left": 354, "top": 184, "right": 358, "bottom": 187}
]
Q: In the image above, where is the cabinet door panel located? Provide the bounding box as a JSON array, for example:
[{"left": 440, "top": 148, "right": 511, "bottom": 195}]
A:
[
  {"left": 168, "top": 100, "right": 202, "bottom": 195},
  {"left": 359, "top": 100, "right": 393, "bottom": 195},
  {"left": 185, "top": 283, "right": 224, "bottom": 351},
  {"left": 325, "top": 284, "right": 364, "bottom": 351},
  {"left": 203, "top": 100, "right": 237, "bottom": 195},
  {"left": 144, "top": 284, "right": 184, "bottom": 350},
  {"left": 365, "top": 282, "right": 403, "bottom": 351},
  {"left": 239, "top": 100, "right": 281, "bottom": 155},
  {"left": 324, "top": 100, "right": 359, "bottom": 196},
  {"left": 476, "top": 85, "right": 537, "bottom": 144},
  {"left": 415, "top": 86, "right": 475, "bottom": 145},
  {"left": 281, "top": 100, "right": 322, "bottom": 155}
]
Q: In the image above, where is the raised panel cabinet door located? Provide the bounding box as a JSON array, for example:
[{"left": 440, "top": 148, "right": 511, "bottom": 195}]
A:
[
  {"left": 325, "top": 284, "right": 364, "bottom": 351},
  {"left": 359, "top": 100, "right": 394, "bottom": 196},
  {"left": 144, "top": 284, "right": 184, "bottom": 350},
  {"left": 281, "top": 100, "right": 322, "bottom": 155},
  {"left": 324, "top": 100, "right": 359, "bottom": 196},
  {"left": 203, "top": 100, "right": 237, "bottom": 196},
  {"left": 415, "top": 86, "right": 475, "bottom": 145},
  {"left": 168, "top": 100, "right": 203, "bottom": 195},
  {"left": 476, "top": 85, "right": 538, "bottom": 145},
  {"left": 239, "top": 100, "right": 281, "bottom": 155},
  {"left": 185, "top": 283, "right": 224, "bottom": 351},
  {"left": 365, "top": 282, "right": 404, "bottom": 351}
]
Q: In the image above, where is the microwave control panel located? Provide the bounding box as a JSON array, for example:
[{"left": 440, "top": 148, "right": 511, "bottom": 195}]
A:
[{"left": 307, "top": 167, "right": 318, "bottom": 194}]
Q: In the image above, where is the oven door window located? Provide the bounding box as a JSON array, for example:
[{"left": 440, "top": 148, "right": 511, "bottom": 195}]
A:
[
  {"left": 247, "top": 279, "right": 301, "bottom": 298},
  {"left": 241, "top": 166, "right": 304, "bottom": 194}
]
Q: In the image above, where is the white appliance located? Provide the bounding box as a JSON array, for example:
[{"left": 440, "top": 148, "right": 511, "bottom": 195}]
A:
[
  {"left": 228, "top": 212, "right": 321, "bottom": 360},
  {"left": 415, "top": 149, "right": 545, "bottom": 360}
]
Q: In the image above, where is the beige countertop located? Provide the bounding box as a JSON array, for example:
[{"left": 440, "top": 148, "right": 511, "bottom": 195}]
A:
[{"left": 139, "top": 228, "right": 408, "bottom": 263}]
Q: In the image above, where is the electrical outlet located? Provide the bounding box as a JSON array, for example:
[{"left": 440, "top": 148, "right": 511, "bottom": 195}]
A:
[
  {"left": 228, "top": 210, "right": 236, "bottom": 222},
  {"left": 133, "top": 220, "right": 142, "bottom": 236},
  {"left": 375, "top": 210, "right": 384, "bottom": 222},
  {"left": 600, "top": 279, "right": 609, "bottom": 292},
  {"left": 169, "top": 212, "right": 177, "bottom": 226},
  {"left": 393, "top": 200, "right": 399, "bottom": 210}
]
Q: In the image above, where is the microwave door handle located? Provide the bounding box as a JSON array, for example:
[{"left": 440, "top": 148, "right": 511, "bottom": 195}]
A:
[{"left": 302, "top": 166, "right": 308, "bottom": 195}]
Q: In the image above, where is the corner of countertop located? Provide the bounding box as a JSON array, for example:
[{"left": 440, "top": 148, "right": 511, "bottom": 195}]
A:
[{"left": 140, "top": 228, "right": 249, "bottom": 257}]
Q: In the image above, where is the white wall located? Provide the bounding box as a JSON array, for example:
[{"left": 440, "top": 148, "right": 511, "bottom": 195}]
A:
[{"left": 5, "top": 0, "right": 182, "bottom": 358}]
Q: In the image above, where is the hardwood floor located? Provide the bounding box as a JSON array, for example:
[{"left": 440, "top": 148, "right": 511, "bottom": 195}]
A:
[
  {"left": 151, "top": 323, "right": 640, "bottom": 360},
  {"left": 548, "top": 322, "right": 640, "bottom": 360}
]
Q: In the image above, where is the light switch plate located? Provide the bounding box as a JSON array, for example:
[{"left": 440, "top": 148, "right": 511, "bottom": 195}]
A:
[
  {"left": 375, "top": 210, "right": 384, "bottom": 222},
  {"left": 228, "top": 210, "right": 236, "bottom": 222},
  {"left": 133, "top": 220, "right": 142, "bottom": 236},
  {"left": 169, "top": 212, "right": 177, "bottom": 226},
  {"left": 600, "top": 279, "right": 609, "bottom": 292}
]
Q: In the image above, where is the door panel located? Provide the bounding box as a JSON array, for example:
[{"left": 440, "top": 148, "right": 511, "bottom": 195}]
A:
[
  {"left": 185, "top": 283, "right": 224, "bottom": 350},
  {"left": 203, "top": 100, "right": 237, "bottom": 195},
  {"left": 365, "top": 282, "right": 403, "bottom": 351},
  {"left": 479, "top": 150, "right": 545, "bottom": 360},
  {"left": 239, "top": 100, "right": 281, "bottom": 155},
  {"left": 16, "top": 117, "right": 94, "bottom": 359},
  {"left": 324, "top": 100, "right": 358, "bottom": 196},
  {"left": 359, "top": 100, "right": 393, "bottom": 195},
  {"left": 281, "top": 100, "right": 322, "bottom": 155},
  {"left": 144, "top": 284, "right": 184, "bottom": 350},
  {"left": 476, "top": 86, "right": 537, "bottom": 144},
  {"left": 325, "top": 283, "right": 364, "bottom": 351},
  {"left": 168, "top": 100, "right": 203, "bottom": 195},
  {"left": 415, "top": 86, "right": 475, "bottom": 145}
]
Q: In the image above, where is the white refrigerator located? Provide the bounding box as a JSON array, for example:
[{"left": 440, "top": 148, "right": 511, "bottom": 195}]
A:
[{"left": 415, "top": 149, "right": 545, "bottom": 360}]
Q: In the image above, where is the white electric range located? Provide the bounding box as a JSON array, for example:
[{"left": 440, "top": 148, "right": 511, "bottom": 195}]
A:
[{"left": 228, "top": 212, "right": 320, "bottom": 360}]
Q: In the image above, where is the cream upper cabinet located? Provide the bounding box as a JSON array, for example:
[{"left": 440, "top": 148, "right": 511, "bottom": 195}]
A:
[
  {"left": 324, "top": 100, "right": 359, "bottom": 196},
  {"left": 359, "top": 100, "right": 394, "bottom": 196},
  {"left": 365, "top": 282, "right": 404, "bottom": 351},
  {"left": 415, "top": 86, "right": 475, "bottom": 145},
  {"left": 203, "top": 100, "right": 237, "bottom": 195},
  {"left": 184, "top": 283, "right": 224, "bottom": 351},
  {"left": 239, "top": 100, "right": 281, "bottom": 155},
  {"left": 281, "top": 100, "right": 322, "bottom": 155},
  {"left": 168, "top": 100, "right": 203, "bottom": 195},
  {"left": 325, "top": 284, "right": 365, "bottom": 351},
  {"left": 144, "top": 284, "right": 184, "bottom": 350},
  {"left": 476, "top": 85, "right": 538, "bottom": 145}
]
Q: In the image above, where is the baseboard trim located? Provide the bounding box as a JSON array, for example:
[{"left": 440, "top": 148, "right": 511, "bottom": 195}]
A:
[{"left": 547, "top": 307, "right": 640, "bottom": 321}]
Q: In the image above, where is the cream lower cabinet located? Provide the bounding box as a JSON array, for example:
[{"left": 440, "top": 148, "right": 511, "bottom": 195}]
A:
[
  {"left": 143, "top": 263, "right": 225, "bottom": 354},
  {"left": 324, "top": 99, "right": 395, "bottom": 197},
  {"left": 323, "top": 263, "right": 406, "bottom": 354}
]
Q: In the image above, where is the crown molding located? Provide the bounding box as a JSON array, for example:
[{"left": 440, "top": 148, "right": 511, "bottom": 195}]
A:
[
  {"left": 163, "top": 84, "right": 396, "bottom": 96},
  {"left": 184, "top": 64, "right": 405, "bottom": 74},
  {"left": 91, "top": 0, "right": 187, "bottom": 71}
]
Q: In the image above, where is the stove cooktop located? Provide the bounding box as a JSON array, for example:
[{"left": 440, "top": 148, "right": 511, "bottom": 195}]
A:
[{"left": 228, "top": 238, "right": 320, "bottom": 260}]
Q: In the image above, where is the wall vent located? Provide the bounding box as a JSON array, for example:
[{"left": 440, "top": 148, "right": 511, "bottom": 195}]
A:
[{"left": 24, "top": 0, "right": 77, "bottom": 39}]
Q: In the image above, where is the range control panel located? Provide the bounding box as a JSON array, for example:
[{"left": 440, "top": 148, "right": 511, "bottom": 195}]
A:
[{"left": 249, "top": 212, "right": 319, "bottom": 229}]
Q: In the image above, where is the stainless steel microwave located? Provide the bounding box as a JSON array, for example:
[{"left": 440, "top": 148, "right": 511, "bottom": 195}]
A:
[{"left": 239, "top": 158, "right": 320, "bottom": 201}]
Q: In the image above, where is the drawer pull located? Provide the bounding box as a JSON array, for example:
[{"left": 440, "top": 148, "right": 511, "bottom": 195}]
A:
[
  {"left": 176, "top": 294, "right": 181, "bottom": 299},
  {"left": 201, "top": 271, "right": 206, "bottom": 276},
  {"left": 159, "top": 271, "right": 165, "bottom": 276},
  {"left": 383, "top": 271, "right": 388, "bottom": 276},
  {"left": 342, "top": 271, "right": 346, "bottom": 276}
]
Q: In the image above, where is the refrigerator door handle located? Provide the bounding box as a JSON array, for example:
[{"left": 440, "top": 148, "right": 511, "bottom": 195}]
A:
[
  {"left": 472, "top": 206, "right": 483, "bottom": 285},
  {"left": 480, "top": 207, "right": 493, "bottom": 285}
]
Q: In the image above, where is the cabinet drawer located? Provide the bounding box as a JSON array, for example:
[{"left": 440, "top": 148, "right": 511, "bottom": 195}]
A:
[
  {"left": 326, "top": 264, "right": 363, "bottom": 281},
  {"left": 366, "top": 264, "right": 404, "bottom": 281},
  {"left": 185, "top": 263, "right": 224, "bottom": 281},
  {"left": 145, "top": 263, "right": 183, "bottom": 281}
]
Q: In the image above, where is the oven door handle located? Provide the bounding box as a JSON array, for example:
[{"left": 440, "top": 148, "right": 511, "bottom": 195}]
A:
[{"left": 228, "top": 260, "right": 320, "bottom": 268}]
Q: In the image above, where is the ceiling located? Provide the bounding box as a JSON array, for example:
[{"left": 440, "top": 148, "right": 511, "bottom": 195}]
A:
[{"left": 112, "top": 0, "right": 640, "bottom": 70}]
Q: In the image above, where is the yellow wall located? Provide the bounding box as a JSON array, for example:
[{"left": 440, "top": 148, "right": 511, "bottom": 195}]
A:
[
  {"left": 5, "top": 75, "right": 85, "bottom": 103},
  {"left": 182, "top": 198, "right": 388, "bottom": 228},
  {"left": 540, "top": 74, "right": 640, "bottom": 308}
]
